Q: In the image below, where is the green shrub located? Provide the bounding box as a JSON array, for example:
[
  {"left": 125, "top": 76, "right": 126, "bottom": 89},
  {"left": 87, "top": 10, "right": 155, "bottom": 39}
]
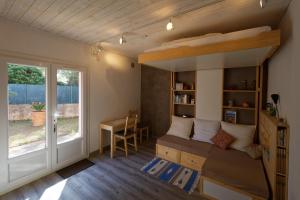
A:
[{"left": 8, "top": 64, "right": 45, "bottom": 85}]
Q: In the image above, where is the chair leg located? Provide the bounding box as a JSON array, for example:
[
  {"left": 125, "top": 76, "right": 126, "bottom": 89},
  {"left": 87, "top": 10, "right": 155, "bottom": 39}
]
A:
[
  {"left": 124, "top": 138, "right": 128, "bottom": 157},
  {"left": 140, "top": 129, "right": 143, "bottom": 144},
  {"left": 134, "top": 134, "right": 138, "bottom": 152},
  {"left": 146, "top": 127, "right": 149, "bottom": 141},
  {"left": 114, "top": 136, "right": 117, "bottom": 152}
]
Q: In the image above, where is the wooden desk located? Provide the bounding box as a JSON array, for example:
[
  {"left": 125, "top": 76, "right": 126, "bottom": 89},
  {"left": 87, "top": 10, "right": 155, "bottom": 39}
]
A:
[{"left": 99, "top": 118, "right": 126, "bottom": 158}]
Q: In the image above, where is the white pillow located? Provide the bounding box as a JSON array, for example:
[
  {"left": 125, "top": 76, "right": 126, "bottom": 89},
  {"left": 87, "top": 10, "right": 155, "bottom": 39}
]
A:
[
  {"left": 221, "top": 121, "right": 256, "bottom": 152},
  {"left": 192, "top": 119, "right": 220, "bottom": 144},
  {"left": 166, "top": 116, "right": 193, "bottom": 140}
]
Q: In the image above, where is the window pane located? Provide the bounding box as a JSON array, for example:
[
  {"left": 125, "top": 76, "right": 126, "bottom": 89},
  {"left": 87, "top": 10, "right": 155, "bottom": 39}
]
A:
[
  {"left": 56, "top": 69, "right": 81, "bottom": 144},
  {"left": 8, "top": 63, "right": 46, "bottom": 158}
]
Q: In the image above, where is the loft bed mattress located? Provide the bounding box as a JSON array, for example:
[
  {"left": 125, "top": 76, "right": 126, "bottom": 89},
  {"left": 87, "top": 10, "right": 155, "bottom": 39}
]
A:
[{"left": 145, "top": 26, "right": 271, "bottom": 52}]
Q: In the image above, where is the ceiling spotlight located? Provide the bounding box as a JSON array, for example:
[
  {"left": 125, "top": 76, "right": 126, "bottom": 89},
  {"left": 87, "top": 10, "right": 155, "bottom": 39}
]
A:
[
  {"left": 166, "top": 19, "right": 174, "bottom": 31},
  {"left": 260, "top": 0, "right": 267, "bottom": 8},
  {"left": 119, "top": 35, "right": 126, "bottom": 45}
]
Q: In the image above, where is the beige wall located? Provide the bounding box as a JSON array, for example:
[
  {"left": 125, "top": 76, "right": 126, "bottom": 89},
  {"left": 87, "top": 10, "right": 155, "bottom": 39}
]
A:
[
  {"left": 268, "top": 0, "right": 300, "bottom": 199},
  {"left": 0, "top": 18, "right": 141, "bottom": 153},
  {"left": 196, "top": 69, "right": 223, "bottom": 121}
]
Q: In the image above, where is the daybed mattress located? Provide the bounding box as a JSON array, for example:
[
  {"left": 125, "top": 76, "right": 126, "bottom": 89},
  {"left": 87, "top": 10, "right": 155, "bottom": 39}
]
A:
[
  {"left": 145, "top": 26, "right": 271, "bottom": 52},
  {"left": 202, "top": 147, "right": 269, "bottom": 199}
]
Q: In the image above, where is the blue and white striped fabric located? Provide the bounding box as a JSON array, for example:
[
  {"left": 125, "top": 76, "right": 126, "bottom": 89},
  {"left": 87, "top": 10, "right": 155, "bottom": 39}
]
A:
[{"left": 141, "top": 157, "right": 201, "bottom": 194}]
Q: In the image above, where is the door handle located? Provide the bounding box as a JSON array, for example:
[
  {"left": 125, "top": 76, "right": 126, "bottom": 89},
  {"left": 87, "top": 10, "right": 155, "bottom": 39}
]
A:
[{"left": 53, "top": 119, "right": 57, "bottom": 134}]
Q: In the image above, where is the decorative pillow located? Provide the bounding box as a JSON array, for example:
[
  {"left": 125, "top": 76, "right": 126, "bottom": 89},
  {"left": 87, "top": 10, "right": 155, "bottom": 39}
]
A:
[
  {"left": 211, "top": 129, "right": 235, "bottom": 150},
  {"left": 221, "top": 121, "right": 256, "bottom": 152},
  {"left": 245, "top": 144, "right": 263, "bottom": 159},
  {"left": 192, "top": 119, "right": 220, "bottom": 143},
  {"left": 166, "top": 116, "right": 194, "bottom": 140}
]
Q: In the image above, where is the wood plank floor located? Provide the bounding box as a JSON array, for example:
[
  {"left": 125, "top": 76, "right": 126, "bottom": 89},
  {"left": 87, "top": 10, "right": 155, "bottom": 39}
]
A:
[{"left": 0, "top": 141, "right": 206, "bottom": 200}]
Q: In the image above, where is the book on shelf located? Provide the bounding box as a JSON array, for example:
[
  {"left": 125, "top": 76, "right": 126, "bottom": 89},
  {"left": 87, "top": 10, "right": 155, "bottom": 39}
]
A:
[
  {"left": 224, "top": 110, "right": 237, "bottom": 124},
  {"left": 278, "top": 129, "right": 286, "bottom": 147},
  {"left": 277, "top": 148, "right": 286, "bottom": 175}
]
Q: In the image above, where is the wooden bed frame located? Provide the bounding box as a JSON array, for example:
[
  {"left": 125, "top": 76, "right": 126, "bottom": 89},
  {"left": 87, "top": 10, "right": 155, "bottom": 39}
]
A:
[{"left": 138, "top": 30, "right": 280, "bottom": 66}]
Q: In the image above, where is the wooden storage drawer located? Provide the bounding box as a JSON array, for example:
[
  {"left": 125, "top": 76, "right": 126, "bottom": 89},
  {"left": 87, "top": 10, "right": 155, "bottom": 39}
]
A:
[
  {"left": 156, "top": 144, "right": 180, "bottom": 163},
  {"left": 180, "top": 151, "right": 206, "bottom": 171}
]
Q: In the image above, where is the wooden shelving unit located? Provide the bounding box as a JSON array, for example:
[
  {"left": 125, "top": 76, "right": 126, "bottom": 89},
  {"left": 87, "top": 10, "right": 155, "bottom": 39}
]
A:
[
  {"left": 170, "top": 71, "right": 196, "bottom": 119},
  {"left": 222, "top": 66, "right": 260, "bottom": 125},
  {"left": 259, "top": 111, "right": 289, "bottom": 200}
]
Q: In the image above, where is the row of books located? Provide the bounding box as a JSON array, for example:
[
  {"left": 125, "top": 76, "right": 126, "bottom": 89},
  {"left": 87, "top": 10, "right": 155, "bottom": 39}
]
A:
[
  {"left": 278, "top": 129, "right": 286, "bottom": 147},
  {"left": 174, "top": 94, "right": 194, "bottom": 104},
  {"left": 277, "top": 148, "right": 286, "bottom": 174},
  {"left": 276, "top": 175, "right": 286, "bottom": 200}
]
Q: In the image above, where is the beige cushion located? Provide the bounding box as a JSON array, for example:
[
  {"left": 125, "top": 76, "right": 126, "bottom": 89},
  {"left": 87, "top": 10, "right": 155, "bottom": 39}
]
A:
[
  {"left": 166, "top": 116, "right": 193, "bottom": 140},
  {"left": 192, "top": 118, "right": 220, "bottom": 144},
  {"left": 221, "top": 121, "right": 256, "bottom": 152},
  {"left": 245, "top": 144, "right": 263, "bottom": 159}
]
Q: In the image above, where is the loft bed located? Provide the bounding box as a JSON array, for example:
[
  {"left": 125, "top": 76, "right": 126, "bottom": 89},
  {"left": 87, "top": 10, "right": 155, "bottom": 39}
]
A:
[{"left": 138, "top": 27, "right": 280, "bottom": 71}]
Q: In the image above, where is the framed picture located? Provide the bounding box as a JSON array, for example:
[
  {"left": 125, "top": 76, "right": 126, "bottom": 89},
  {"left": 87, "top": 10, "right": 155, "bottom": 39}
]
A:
[{"left": 224, "top": 110, "right": 237, "bottom": 124}]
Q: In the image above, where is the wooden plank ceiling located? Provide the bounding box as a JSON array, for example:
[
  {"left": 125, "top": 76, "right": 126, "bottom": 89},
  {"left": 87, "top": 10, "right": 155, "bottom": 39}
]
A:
[{"left": 0, "top": 0, "right": 290, "bottom": 58}]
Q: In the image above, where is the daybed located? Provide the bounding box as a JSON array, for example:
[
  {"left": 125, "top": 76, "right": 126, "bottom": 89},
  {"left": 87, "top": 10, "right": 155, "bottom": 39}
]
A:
[{"left": 156, "top": 131, "right": 269, "bottom": 200}]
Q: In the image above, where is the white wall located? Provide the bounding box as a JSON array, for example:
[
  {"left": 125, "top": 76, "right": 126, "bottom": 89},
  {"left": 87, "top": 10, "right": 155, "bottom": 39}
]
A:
[
  {"left": 268, "top": 0, "right": 300, "bottom": 199},
  {"left": 89, "top": 53, "right": 141, "bottom": 151},
  {"left": 0, "top": 18, "right": 141, "bottom": 153},
  {"left": 196, "top": 69, "right": 223, "bottom": 121}
]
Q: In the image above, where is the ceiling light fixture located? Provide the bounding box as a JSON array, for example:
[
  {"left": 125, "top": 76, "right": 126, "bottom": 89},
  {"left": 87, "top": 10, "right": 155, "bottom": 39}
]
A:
[
  {"left": 166, "top": 19, "right": 174, "bottom": 31},
  {"left": 260, "top": 0, "right": 267, "bottom": 8},
  {"left": 119, "top": 35, "right": 126, "bottom": 44},
  {"left": 91, "top": 44, "right": 103, "bottom": 56}
]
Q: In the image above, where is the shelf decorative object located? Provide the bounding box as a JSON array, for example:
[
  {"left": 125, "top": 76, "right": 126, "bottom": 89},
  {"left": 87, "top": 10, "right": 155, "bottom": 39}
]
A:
[
  {"left": 175, "top": 83, "right": 183, "bottom": 90},
  {"left": 271, "top": 93, "right": 280, "bottom": 119}
]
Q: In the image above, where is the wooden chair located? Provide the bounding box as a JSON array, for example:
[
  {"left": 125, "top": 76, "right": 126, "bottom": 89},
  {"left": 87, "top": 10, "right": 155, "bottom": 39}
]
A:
[
  {"left": 128, "top": 110, "right": 149, "bottom": 144},
  {"left": 139, "top": 126, "right": 149, "bottom": 144},
  {"left": 113, "top": 115, "right": 138, "bottom": 157}
]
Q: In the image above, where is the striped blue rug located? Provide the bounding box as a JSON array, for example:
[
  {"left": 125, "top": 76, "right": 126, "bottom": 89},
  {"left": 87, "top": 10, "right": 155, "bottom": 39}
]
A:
[{"left": 141, "top": 157, "right": 201, "bottom": 194}]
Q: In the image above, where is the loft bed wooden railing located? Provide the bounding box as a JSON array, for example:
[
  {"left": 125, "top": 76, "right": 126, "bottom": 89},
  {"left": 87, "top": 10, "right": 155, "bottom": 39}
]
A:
[{"left": 138, "top": 30, "right": 280, "bottom": 71}]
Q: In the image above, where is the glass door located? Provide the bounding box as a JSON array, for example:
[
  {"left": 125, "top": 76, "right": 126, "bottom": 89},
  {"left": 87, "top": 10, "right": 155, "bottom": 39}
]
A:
[
  {"left": 52, "top": 67, "right": 87, "bottom": 169},
  {"left": 3, "top": 60, "right": 51, "bottom": 184},
  {"left": 0, "top": 59, "right": 87, "bottom": 192}
]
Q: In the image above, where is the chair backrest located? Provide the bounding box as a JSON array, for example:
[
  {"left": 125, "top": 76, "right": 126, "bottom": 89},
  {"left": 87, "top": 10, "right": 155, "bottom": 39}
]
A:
[{"left": 124, "top": 114, "right": 138, "bottom": 136}]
